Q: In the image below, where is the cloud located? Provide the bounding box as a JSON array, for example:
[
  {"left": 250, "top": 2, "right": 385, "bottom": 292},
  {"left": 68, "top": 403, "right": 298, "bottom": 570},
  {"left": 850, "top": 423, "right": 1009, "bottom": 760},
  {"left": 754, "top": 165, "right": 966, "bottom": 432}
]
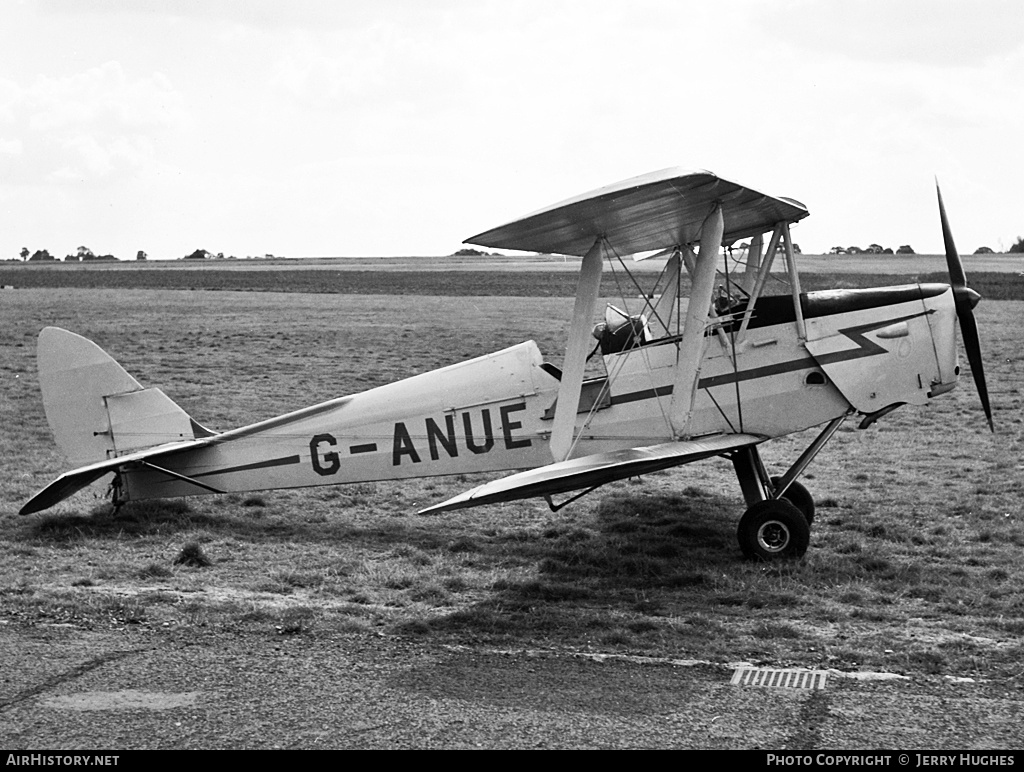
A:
[
  {"left": 28, "top": 64, "right": 182, "bottom": 131},
  {"left": 0, "top": 137, "right": 22, "bottom": 156},
  {"left": 5, "top": 1, "right": 1020, "bottom": 256},
  {"left": 40, "top": 0, "right": 456, "bottom": 34},
  {"left": 0, "top": 62, "right": 187, "bottom": 185},
  {"left": 756, "top": 0, "right": 1024, "bottom": 68}
]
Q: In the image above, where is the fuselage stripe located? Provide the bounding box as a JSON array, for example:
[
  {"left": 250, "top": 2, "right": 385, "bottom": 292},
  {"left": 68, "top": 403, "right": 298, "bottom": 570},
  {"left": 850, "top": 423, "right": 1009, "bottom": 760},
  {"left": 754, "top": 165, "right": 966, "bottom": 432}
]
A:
[
  {"left": 609, "top": 355, "right": 820, "bottom": 406},
  {"left": 609, "top": 309, "right": 934, "bottom": 407},
  {"left": 193, "top": 454, "right": 302, "bottom": 479}
]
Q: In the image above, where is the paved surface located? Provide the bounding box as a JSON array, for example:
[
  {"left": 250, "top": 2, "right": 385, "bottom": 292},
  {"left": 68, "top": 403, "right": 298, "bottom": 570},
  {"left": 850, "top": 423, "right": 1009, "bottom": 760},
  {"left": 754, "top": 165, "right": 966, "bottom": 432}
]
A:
[{"left": 1, "top": 624, "right": 1021, "bottom": 750}]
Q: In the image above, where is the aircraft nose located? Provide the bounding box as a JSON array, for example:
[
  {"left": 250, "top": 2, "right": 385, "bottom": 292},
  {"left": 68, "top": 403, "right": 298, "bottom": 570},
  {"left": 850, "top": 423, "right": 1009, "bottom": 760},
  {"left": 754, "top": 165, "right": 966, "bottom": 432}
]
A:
[
  {"left": 955, "top": 285, "right": 982, "bottom": 310},
  {"left": 937, "top": 179, "right": 992, "bottom": 432}
]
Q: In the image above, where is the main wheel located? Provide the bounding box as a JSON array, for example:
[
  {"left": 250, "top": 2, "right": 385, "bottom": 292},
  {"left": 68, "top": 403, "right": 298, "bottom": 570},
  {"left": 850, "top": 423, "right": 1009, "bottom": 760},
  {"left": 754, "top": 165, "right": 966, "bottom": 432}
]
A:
[
  {"left": 770, "top": 476, "right": 815, "bottom": 526},
  {"left": 737, "top": 499, "right": 810, "bottom": 561}
]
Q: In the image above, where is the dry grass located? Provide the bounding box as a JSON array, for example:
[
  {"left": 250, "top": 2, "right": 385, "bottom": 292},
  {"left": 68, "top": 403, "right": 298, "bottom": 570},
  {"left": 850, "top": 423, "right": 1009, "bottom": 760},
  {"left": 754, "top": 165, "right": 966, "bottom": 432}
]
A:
[
  {"left": 1, "top": 281, "right": 1022, "bottom": 681},
  {"left": 4, "top": 252, "right": 1024, "bottom": 299}
]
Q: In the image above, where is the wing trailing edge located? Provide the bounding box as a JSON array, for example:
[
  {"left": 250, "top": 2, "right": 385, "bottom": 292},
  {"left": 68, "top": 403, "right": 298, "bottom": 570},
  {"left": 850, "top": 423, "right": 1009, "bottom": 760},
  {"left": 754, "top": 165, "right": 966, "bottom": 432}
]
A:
[{"left": 419, "top": 433, "right": 765, "bottom": 515}]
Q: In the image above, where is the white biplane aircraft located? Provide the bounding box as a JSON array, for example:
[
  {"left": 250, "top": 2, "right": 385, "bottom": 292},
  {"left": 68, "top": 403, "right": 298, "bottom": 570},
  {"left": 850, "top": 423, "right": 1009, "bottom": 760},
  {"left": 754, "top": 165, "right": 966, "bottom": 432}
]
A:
[{"left": 20, "top": 169, "right": 992, "bottom": 561}]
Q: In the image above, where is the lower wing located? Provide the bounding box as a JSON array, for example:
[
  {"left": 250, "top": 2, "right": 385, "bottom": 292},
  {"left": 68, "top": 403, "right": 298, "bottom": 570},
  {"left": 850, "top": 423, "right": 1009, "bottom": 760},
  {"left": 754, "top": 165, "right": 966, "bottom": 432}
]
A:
[{"left": 419, "top": 433, "right": 764, "bottom": 514}]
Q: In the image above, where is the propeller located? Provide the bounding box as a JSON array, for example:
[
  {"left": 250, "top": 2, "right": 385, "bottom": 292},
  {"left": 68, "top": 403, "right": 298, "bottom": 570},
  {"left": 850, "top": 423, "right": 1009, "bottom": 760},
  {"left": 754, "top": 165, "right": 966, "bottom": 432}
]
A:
[{"left": 936, "top": 180, "right": 994, "bottom": 432}]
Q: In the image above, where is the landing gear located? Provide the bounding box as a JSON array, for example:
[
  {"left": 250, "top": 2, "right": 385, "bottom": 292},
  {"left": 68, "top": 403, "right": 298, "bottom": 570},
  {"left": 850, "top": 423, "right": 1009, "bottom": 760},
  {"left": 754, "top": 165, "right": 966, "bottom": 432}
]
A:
[
  {"left": 737, "top": 499, "right": 810, "bottom": 561},
  {"left": 107, "top": 472, "right": 126, "bottom": 513},
  {"left": 728, "top": 416, "right": 846, "bottom": 560}
]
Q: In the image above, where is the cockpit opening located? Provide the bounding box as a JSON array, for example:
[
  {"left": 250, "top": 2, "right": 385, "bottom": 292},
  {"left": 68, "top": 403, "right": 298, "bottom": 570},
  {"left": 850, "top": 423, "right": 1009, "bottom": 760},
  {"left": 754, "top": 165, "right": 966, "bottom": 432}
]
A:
[{"left": 592, "top": 304, "right": 649, "bottom": 355}]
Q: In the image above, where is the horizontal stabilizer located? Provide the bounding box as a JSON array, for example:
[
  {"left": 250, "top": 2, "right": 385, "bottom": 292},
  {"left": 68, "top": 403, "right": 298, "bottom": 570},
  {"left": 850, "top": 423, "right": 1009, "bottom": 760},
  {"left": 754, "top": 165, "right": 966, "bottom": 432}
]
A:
[
  {"left": 419, "top": 433, "right": 764, "bottom": 515},
  {"left": 19, "top": 438, "right": 214, "bottom": 515}
]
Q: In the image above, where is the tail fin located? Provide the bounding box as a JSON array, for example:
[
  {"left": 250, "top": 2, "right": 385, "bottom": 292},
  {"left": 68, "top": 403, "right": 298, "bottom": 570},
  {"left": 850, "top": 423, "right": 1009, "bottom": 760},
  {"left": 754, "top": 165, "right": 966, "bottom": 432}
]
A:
[{"left": 37, "top": 327, "right": 213, "bottom": 467}]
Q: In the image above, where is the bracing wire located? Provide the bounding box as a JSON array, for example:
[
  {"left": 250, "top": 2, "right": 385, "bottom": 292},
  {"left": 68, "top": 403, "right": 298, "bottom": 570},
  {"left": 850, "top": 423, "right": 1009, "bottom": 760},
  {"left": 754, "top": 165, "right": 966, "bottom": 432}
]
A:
[{"left": 562, "top": 241, "right": 681, "bottom": 455}]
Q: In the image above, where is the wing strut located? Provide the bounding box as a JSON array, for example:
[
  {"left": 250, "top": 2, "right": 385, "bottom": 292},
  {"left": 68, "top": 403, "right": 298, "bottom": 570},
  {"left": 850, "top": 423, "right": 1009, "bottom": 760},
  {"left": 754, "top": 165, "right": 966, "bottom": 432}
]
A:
[
  {"left": 669, "top": 205, "right": 724, "bottom": 438},
  {"left": 781, "top": 221, "right": 806, "bottom": 339},
  {"left": 736, "top": 223, "right": 783, "bottom": 344},
  {"left": 550, "top": 238, "right": 605, "bottom": 461},
  {"left": 739, "top": 233, "right": 762, "bottom": 294}
]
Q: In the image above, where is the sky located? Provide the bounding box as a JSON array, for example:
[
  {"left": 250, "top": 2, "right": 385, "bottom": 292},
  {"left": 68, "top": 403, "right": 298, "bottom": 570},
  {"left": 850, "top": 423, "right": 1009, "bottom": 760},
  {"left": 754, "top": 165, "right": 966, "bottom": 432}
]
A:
[{"left": 1, "top": 0, "right": 1022, "bottom": 260}]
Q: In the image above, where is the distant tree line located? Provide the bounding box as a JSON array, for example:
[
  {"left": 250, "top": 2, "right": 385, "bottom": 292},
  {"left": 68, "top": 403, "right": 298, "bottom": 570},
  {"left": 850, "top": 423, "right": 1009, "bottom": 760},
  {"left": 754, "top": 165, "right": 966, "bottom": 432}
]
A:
[
  {"left": 737, "top": 243, "right": 801, "bottom": 255},
  {"left": 828, "top": 241, "right": 1024, "bottom": 256},
  {"left": 830, "top": 244, "right": 911, "bottom": 255},
  {"left": 9, "top": 246, "right": 240, "bottom": 262},
  {"left": 182, "top": 249, "right": 252, "bottom": 260},
  {"left": 15, "top": 245, "right": 123, "bottom": 262},
  {"left": 23, "top": 248, "right": 56, "bottom": 261},
  {"left": 11, "top": 237, "right": 1024, "bottom": 262},
  {"left": 451, "top": 248, "right": 505, "bottom": 257}
]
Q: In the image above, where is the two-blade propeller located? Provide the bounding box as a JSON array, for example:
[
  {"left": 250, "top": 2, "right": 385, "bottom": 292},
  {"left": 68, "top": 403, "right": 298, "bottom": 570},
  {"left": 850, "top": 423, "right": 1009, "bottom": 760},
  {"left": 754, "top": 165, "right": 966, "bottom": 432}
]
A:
[{"left": 936, "top": 182, "right": 994, "bottom": 432}]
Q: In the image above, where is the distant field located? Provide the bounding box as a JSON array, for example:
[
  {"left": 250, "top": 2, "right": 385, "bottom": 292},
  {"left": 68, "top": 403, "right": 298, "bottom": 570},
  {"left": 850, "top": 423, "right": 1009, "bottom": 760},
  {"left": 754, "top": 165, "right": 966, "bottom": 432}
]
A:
[
  {"left": 1, "top": 286, "right": 1022, "bottom": 681},
  {"left": 5, "top": 252, "right": 1023, "bottom": 273},
  {"left": 2, "top": 256, "right": 1023, "bottom": 299}
]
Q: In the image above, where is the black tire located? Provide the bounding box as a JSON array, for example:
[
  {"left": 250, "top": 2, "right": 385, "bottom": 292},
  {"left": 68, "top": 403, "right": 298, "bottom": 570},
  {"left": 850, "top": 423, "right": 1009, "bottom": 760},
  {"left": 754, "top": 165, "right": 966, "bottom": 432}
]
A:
[
  {"left": 737, "top": 499, "right": 810, "bottom": 561},
  {"left": 770, "top": 476, "right": 815, "bottom": 526}
]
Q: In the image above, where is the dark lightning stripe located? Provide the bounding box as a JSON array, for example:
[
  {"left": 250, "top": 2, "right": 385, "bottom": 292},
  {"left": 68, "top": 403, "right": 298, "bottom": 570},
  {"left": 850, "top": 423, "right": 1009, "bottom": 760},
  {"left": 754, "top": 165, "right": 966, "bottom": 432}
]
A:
[
  {"left": 610, "top": 384, "right": 673, "bottom": 406},
  {"left": 812, "top": 312, "right": 931, "bottom": 367},
  {"left": 610, "top": 355, "right": 821, "bottom": 406},
  {"left": 699, "top": 357, "right": 821, "bottom": 389},
  {"left": 610, "top": 311, "right": 932, "bottom": 407},
  {"left": 193, "top": 455, "right": 302, "bottom": 479}
]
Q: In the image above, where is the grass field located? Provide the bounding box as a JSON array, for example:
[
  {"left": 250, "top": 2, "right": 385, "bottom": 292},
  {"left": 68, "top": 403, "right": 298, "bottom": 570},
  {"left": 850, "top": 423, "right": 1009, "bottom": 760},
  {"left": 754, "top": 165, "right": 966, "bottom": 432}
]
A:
[
  {"left": 3, "top": 255, "right": 1024, "bottom": 300},
  {"left": 2, "top": 272, "right": 1022, "bottom": 681}
]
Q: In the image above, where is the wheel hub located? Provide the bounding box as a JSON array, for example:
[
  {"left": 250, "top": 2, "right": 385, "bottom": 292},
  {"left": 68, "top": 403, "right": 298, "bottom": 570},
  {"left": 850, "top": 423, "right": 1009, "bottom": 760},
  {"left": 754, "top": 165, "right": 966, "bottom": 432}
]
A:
[{"left": 757, "top": 520, "right": 791, "bottom": 553}]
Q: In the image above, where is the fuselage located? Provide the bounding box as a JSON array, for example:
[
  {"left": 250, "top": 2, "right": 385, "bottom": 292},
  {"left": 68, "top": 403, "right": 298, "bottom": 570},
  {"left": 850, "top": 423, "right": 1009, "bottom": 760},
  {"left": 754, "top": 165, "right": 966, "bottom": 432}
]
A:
[{"left": 120, "top": 283, "right": 960, "bottom": 503}]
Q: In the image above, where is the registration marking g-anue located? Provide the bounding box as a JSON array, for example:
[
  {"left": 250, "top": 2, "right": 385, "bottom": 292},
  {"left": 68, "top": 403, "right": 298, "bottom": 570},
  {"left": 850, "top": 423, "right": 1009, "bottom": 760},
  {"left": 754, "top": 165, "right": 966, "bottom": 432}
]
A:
[
  {"left": 6, "top": 757, "right": 119, "bottom": 767},
  {"left": 309, "top": 402, "right": 532, "bottom": 475}
]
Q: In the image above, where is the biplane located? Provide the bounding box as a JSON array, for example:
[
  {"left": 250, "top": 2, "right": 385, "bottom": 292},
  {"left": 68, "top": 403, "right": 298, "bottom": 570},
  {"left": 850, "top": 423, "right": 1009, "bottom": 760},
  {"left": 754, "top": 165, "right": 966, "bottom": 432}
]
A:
[{"left": 20, "top": 168, "right": 992, "bottom": 561}]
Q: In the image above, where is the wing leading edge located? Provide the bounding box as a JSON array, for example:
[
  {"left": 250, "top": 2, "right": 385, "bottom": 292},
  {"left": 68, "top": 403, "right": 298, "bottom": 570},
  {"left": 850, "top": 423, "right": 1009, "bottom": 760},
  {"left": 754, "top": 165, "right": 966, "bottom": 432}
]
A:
[{"left": 419, "top": 433, "right": 765, "bottom": 515}]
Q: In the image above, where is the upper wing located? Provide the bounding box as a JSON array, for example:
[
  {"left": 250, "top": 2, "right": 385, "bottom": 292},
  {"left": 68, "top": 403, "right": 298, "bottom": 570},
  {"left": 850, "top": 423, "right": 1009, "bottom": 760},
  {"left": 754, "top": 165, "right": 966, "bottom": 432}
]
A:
[
  {"left": 466, "top": 168, "right": 808, "bottom": 257},
  {"left": 419, "top": 433, "right": 764, "bottom": 515}
]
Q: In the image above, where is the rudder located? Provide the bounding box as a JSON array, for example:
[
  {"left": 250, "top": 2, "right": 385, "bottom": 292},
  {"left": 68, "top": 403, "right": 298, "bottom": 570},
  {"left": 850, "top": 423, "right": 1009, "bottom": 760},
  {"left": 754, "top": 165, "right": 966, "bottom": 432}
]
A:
[{"left": 37, "top": 327, "right": 212, "bottom": 467}]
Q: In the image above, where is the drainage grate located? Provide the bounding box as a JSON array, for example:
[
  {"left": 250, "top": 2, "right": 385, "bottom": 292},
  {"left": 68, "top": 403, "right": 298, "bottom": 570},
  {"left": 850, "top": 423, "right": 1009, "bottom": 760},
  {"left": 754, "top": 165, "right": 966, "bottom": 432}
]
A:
[{"left": 731, "top": 667, "right": 828, "bottom": 689}]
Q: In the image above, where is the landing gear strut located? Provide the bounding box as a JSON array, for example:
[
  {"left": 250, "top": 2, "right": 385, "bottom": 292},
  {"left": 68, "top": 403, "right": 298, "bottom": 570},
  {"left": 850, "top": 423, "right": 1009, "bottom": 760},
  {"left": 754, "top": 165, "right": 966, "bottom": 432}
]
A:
[
  {"left": 772, "top": 476, "right": 815, "bottom": 526},
  {"left": 107, "top": 472, "right": 126, "bottom": 513},
  {"left": 729, "top": 416, "right": 846, "bottom": 560}
]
